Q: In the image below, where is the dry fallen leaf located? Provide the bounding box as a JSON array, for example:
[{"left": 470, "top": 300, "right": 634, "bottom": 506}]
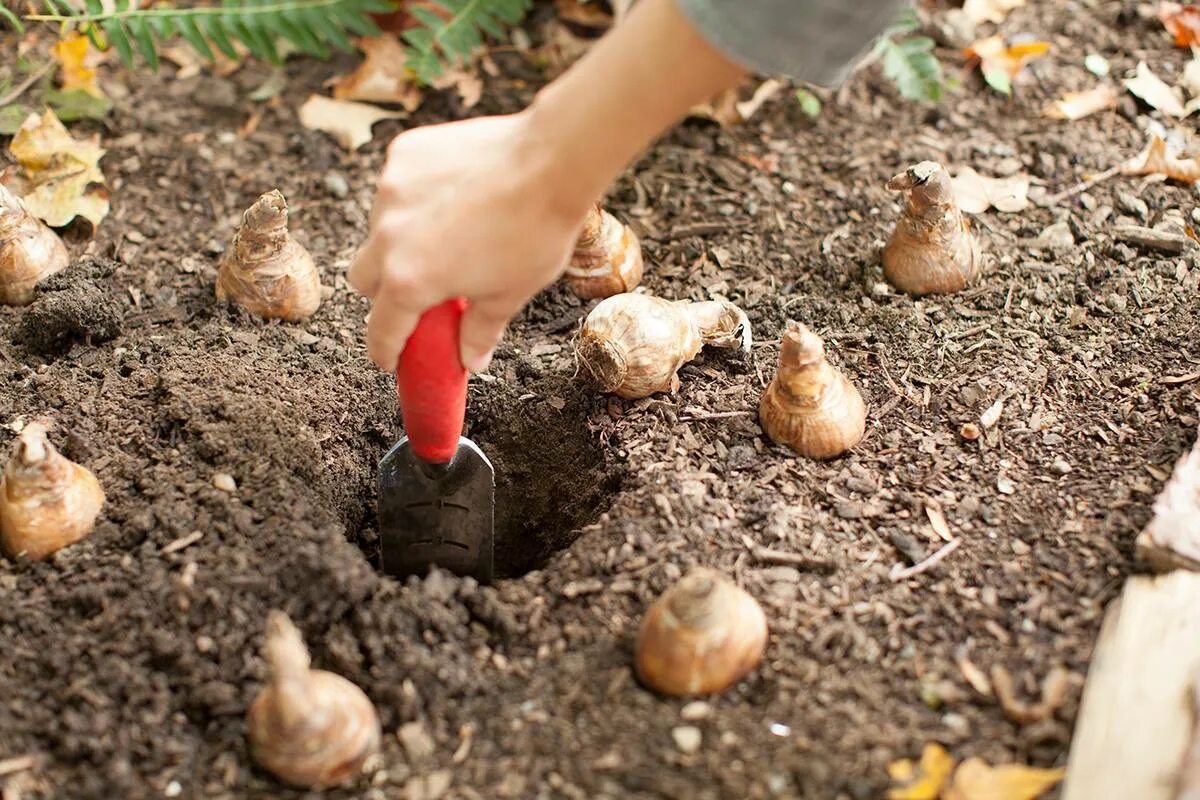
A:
[
  {"left": 554, "top": 0, "right": 613, "bottom": 28},
  {"left": 1160, "top": 2, "right": 1200, "bottom": 47},
  {"left": 952, "top": 168, "right": 1031, "bottom": 214},
  {"left": 332, "top": 34, "right": 423, "bottom": 111},
  {"left": 1121, "top": 134, "right": 1200, "bottom": 183},
  {"left": 945, "top": 757, "right": 1064, "bottom": 800},
  {"left": 962, "top": 0, "right": 1026, "bottom": 25},
  {"left": 926, "top": 503, "right": 953, "bottom": 542},
  {"left": 1042, "top": 84, "right": 1118, "bottom": 120},
  {"left": 1, "top": 109, "right": 108, "bottom": 230},
  {"left": 1124, "top": 60, "right": 1186, "bottom": 117},
  {"left": 431, "top": 65, "right": 484, "bottom": 110},
  {"left": 535, "top": 18, "right": 596, "bottom": 74},
  {"left": 965, "top": 35, "right": 1050, "bottom": 93},
  {"left": 52, "top": 32, "right": 104, "bottom": 98},
  {"left": 886, "top": 743, "right": 955, "bottom": 800},
  {"left": 690, "top": 79, "right": 785, "bottom": 127},
  {"left": 297, "top": 95, "right": 406, "bottom": 151}
]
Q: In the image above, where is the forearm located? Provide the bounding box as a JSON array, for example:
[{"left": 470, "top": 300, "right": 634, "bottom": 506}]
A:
[{"left": 525, "top": 0, "right": 744, "bottom": 215}]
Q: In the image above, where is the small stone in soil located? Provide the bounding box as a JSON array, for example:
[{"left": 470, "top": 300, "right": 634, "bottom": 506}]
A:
[
  {"left": 1050, "top": 458, "right": 1072, "bottom": 475},
  {"left": 322, "top": 171, "right": 350, "bottom": 199},
  {"left": 680, "top": 701, "right": 712, "bottom": 721},
  {"left": 399, "top": 720, "right": 436, "bottom": 764},
  {"left": 212, "top": 473, "right": 237, "bottom": 492},
  {"left": 671, "top": 726, "right": 702, "bottom": 754}
]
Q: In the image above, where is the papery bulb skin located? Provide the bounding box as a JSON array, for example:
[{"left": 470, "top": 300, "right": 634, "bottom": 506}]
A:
[
  {"left": 576, "top": 294, "right": 751, "bottom": 399},
  {"left": 564, "top": 204, "right": 644, "bottom": 299},
  {"left": 760, "top": 322, "right": 866, "bottom": 460},
  {"left": 0, "top": 423, "right": 104, "bottom": 560},
  {"left": 635, "top": 568, "right": 768, "bottom": 697},
  {"left": 882, "top": 161, "right": 980, "bottom": 296},
  {"left": 247, "top": 611, "right": 381, "bottom": 789},
  {"left": 0, "top": 184, "right": 70, "bottom": 306},
  {"left": 216, "top": 190, "right": 321, "bottom": 321}
]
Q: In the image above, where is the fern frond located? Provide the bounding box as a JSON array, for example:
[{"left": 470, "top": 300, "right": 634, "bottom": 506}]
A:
[
  {"left": 403, "top": 0, "right": 533, "bottom": 83},
  {"left": 24, "top": 0, "right": 393, "bottom": 68}
]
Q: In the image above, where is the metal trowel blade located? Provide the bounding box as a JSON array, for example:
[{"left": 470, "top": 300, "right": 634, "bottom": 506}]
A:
[{"left": 378, "top": 435, "right": 495, "bottom": 583}]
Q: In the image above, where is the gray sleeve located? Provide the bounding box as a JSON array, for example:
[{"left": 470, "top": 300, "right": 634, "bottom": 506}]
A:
[{"left": 676, "top": 0, "right": 910, "bottom": 86}]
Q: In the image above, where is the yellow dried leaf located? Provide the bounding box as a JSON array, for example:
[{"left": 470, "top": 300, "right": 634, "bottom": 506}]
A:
[
  {"left": 966, "top": 36, "right": 1051, "bottom": 85},
  {"left": 885, "top": 743, "right": 955, "bottom": 800},
  {"left": 332, "top": 34, "right": 423, "bottom": 111},
  {"left": 1043, "top": 84, "right": 1118, "bottom": 120},
  {"left": 1, "top": 109, "right": 108, "bottom": 230},
  {"left": 52, "top": 32, "right": 104, "bottom": 98},
  {"left": 1121, "top": 135, "right": 1200, "bottom": 183},
  {"left": 297, "top": 94, "right": 406, "bottom": 151},
  {"left": 946, "top": 757, "right": 1064, "bottom": 800}
]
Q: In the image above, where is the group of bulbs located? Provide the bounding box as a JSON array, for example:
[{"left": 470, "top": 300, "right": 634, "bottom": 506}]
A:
[
  {"left": 571, "top": 162, "right": 979, "bottom": 463},
  {"left": 0, "top": 161, "right": 982, "bottom": 787}
]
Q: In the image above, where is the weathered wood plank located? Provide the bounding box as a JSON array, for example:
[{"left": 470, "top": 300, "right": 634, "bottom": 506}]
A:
[
  {"left": 1063, "top": 571, "right": 1200, "bottom": 800},
  {"left": 1137, "top": 427, "right": 1200, "bottom": 572}
]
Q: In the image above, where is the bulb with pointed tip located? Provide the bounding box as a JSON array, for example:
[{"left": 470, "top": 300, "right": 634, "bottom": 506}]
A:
[
  {"left": 576, "top": 293, "right": 751, "bottom": 399},
  {"left": 247, "top": 611, "right": 381, "bottom": 789},
  {"left": 882, "top": 161, "right": 980, "bottom": 296},
  {"left": 760, "top": 322, "right": 866, "bottom": 460},
  {"left": 0, "top": 184, "right": 70, "bottom": 306},
  {"left": 0, "top": 422, "right": 104, "bottom": 560},
  {"left": 564, "top": 204, "right": 644, "bottom": 299},
  {"left": 216, "top": 190, "right": 321, "bottom": 321},
  {"left": 635, "top": 568, "right": 768, "bottom": 696}
]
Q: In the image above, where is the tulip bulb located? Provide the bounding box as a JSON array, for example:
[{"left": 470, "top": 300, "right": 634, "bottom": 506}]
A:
[
  {"left": 0, "top": 184, "right": 70, "bottom": 306},
  {"left": 882, "top": 161, "right": 980, "bottom": 296},
  {"left": 576, "top": 293, "right": 751, "bottom": 399},
  {"left": 564, "top": 204, "right": 644, "bottom": 299},
  {"left": 247, "top": 611, "right": 380, "bottom": 789},
  {"left": 216, "top": 190, "right": 321, "bottom": 321},
  {"left": 0, "top": 423, "right": 104, "bottom": 560},
  {"left": 760, "top": 322, "right": 866, "bottom": 460},
  {"left": 635, "top": 568, "right": 767, "bottom": 696}
]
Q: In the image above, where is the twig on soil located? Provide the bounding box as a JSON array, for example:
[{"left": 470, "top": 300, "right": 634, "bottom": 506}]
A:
[
  {"left": 1163, "top": 372, "right": 1200, "bottom": 386},
  {"left": 1045, "top": 165, "right": 1122, "bottom": 205},
  {"left": 669, "top": 221, "right": 728, "bottom": 239},
  {"left": 889, "top": 538, "right": 961, "bottom": 581},
  {"left": 751, "top": 546, "right": 837, "bottom": 574},
  {"left": 0, "top": 63, "right": 53, "bottom": 109},
  {"left": 161, "top": 530, "right": 204, "bottom": 555},
  {"left": 1112, "top": 225, "right": 1196, "bottom": 255},
  {"left": 679, "top": 410, "right": 753, "bottom": 422},
  {"left": 0, "top": 755, "right": 39, "bottom": 778}
]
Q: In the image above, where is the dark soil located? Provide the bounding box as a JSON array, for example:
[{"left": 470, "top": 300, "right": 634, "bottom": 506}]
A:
[{"left": 2, "top": 2, "right": 1199, "bottom": 798}]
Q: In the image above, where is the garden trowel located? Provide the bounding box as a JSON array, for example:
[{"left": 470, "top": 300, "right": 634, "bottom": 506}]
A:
[{"left": 378, "top": 299, "right": 495, "bottom": 583}]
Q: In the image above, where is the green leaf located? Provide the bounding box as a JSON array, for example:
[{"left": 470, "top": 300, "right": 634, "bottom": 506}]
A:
[
  {"left": 983, "top": 69, "right": 1012, "bottom": 96},
  {"left": 43, "top": 87, "right": 114, "bottom": 121},
  {"left": 201, "top": 14, "right": 241, "bottom": 60},
  {"left": 881, "top": 36, "right": 944, "bottom": 103},
  {"left": 127, "top": 16, "right": 160, "bottom": 70},
  {"left": 795, "top": 87, "right": 821, "bottom": 119},
  {"left": 0, "top": 4, "right": 24, "bottom": 33},
  {"left": 102, "top": 19, "right": 136, "bottom": 67},
  {"left": 177, "top": 16, "right": 216, "bottom": 62},
  {"left": 0, "top": 104, "right": 31, "bottom": 135}
]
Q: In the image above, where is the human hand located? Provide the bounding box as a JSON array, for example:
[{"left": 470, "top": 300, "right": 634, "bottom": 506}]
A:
[{"left": 348, "top": 111, "right": 591, "bottom": 373}]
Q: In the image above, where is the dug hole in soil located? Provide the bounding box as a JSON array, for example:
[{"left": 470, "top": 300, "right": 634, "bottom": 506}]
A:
[{"left": 3, "top": 2, "right": 1200, "bottom": 798}]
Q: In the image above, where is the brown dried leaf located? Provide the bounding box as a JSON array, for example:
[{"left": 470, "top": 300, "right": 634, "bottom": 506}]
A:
[
  {"left": 1159, "top": 2, "right": 1200, "bottom": 47},
  {"left": 297, "top": 95, "right": 406, "bottom": 151},
  {"left": 1121, "top": 135, "right": 1200, "bottom": 183},
  {"left": 1042, "top": 84, "right": 1118, "bottom": 120},
  {"left": 430, "top": 66, "right": 484, "bottom": 109},
  {"left": 885, "top": 743, "right": 954, "bottom": 800},
  {"left": 690, "top": 79, "right": 784, "bottom": 128},
  {"left": 1124, "top": 60, "right": 1186, "bottom": 117},
  {"left": 945, "top": 758, "right": 1064, "bottom": 800},
  {"left": 926, "top": 503, "right": 953, "bottom": 542},
  {"left": 554, "top": 0, "right": 613, "bottom": 28},
  {"left": 951, "top": 168, "right": 1030, "bottom": 214},
  {"left": 332, "top": 34, "right": 423, "bottom": 111},
  {"left": 1, "top": 109, "right": 108, "bottom": 230}
]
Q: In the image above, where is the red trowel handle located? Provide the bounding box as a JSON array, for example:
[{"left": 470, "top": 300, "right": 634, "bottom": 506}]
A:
[{"left": 396, "top": 298, "right": 468, "bottom": 464}]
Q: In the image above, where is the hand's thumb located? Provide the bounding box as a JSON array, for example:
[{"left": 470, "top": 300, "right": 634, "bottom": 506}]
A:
[{"left": 459, "top": 300, "right": 511, "bottom": 373}]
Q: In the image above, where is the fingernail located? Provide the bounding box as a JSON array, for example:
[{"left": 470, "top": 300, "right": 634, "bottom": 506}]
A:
[{"left": 465, "top": 350, "right": 494, "bottom": 373}]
